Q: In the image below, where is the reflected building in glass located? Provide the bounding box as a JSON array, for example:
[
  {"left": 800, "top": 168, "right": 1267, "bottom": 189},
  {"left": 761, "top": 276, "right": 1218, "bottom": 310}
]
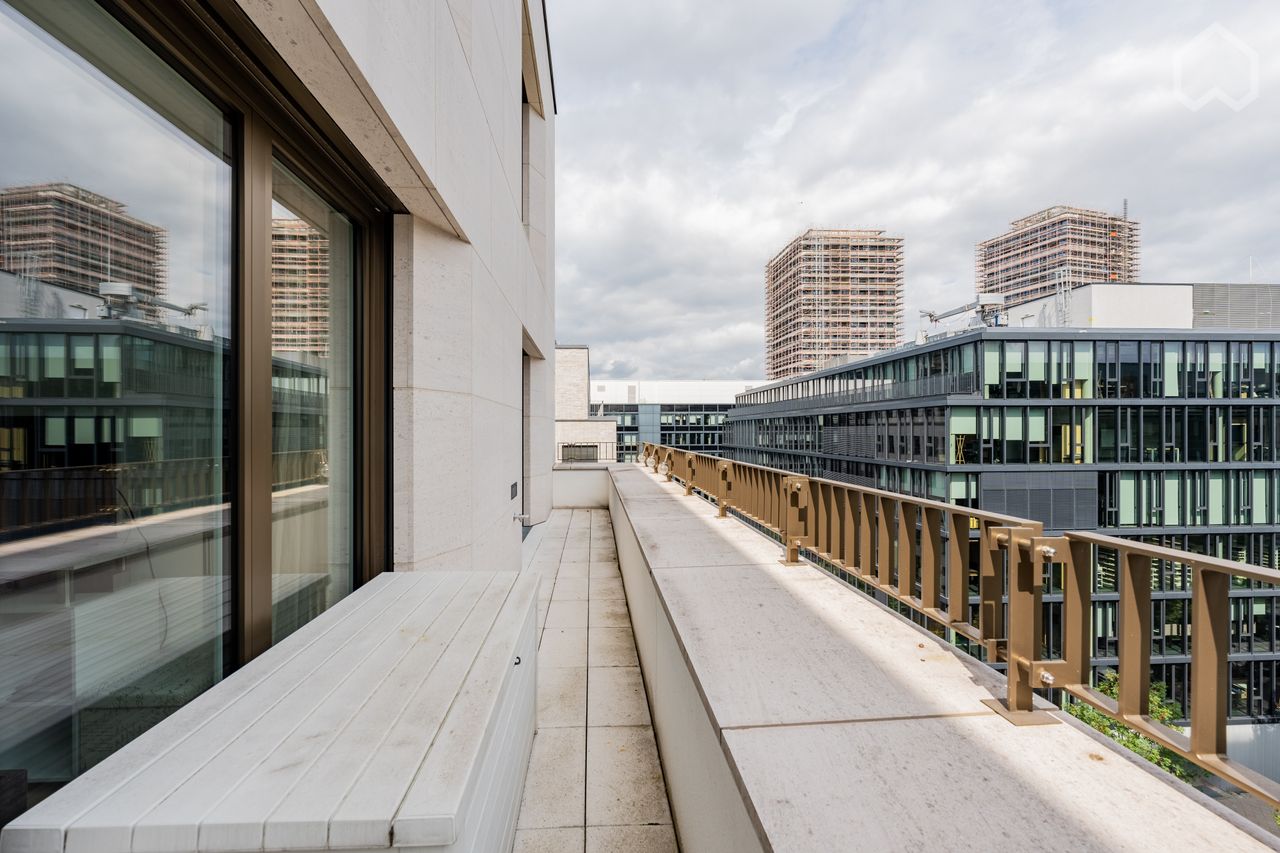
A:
[
  {"left": 0, "top": 0, "right": 236, "bottom": 808},
  {"left": 0, "top": 272, "right": 332, "bottom": 792},
  {"left": 271, "top": 217, "right": 331, "bottom": 357},
  {"left": 0, "top": 0, "right": 335, "bottom": 812},
  {"left": 726, "top": 324, "right": 1280, "bottom": 722},
  {"left": 0, "top": 183, "right": 167, "bottom": 322}
]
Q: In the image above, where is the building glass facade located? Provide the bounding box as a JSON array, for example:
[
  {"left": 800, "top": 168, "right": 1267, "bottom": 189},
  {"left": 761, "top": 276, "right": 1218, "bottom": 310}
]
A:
[
  {"left": 605, "top": 403, "right": 731, "bottom": 462},
  {"left": 728, "top": 328, "right": 1280, "bottom": 721}
]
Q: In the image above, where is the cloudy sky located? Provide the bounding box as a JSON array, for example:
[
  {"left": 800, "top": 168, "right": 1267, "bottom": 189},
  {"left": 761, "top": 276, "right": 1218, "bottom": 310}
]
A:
[{"left": 548, "top": 1, "right": 1280, "bottom": 380}]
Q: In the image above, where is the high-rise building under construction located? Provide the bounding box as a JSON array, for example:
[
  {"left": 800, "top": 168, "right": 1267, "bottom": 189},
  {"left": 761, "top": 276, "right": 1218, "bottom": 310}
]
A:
[
  {"left": 975, "top": 204, "right": 1140, "bottom": 311},
  {"left": 0, "top": 183, "right": 167, "bottom": 320},
  {"left": 764, "top": 228, "right": 904, "bottom": 380},
  {"left": 270, "top": 217, "right": 333, "bottom": 357}
]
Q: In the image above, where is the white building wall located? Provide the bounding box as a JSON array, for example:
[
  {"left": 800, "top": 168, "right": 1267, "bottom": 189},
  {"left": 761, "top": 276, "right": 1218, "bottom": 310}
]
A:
[
  {"left": 555, "top": 346, "right": 590, "bottom": 419},
  {"left": 556, "top": 419, "right": 617, "bottom": 447},
  {"left": 554, "top": 346, "right": 616, "bottom": 454},
  {"left": 1015, "top": 283, "right": 1192, "bottom": 329},
  {"left": 235, "top": 0, "right": 556, "bottom": 572},
  {"left": 590, "top": 379, "right": 766, "bottom": 406}
]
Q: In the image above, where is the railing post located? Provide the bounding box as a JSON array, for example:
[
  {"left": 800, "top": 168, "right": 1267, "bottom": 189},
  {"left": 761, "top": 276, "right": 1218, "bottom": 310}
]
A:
[
  {"left": 839, "top": 487, "right": 857, "bottom": 569},
  {"left": 683, "top": 452, "right": 695, "bottom": 496},
  {"left": 920, "top": 506, "right": 942, "bottom": 611},
  {"left": 781, "top": 475, "right": 809, "bottom": 565},
  {"left": 1191, "top": 568, "right": 1230, "bottom": 758},
  {"left": 1062, "top": 538, "right": 1093, "bottom": 688},
  {"left": 945, "top": 510, "right": 969, "bottom": 627},
  {"left": 716, "top": 461, "right": 732, "bottom": 518},
  {"left": 1000, "top": 527, "right": 1033, "bottom": 710},
  {"left": 858, "top": 492, "right": 874, "bottom": 578},
  {"left": 978, "top": 522, "right": 1005, "bottom": 651},
  {"left": 875, "top": 496, "right": 893, "bottom": 588},
  {"left": 991, "top": 527, "right": 1058, "bottom": 725},
  {"left": 1118, "top": 548, "right": 1152, "bottom": 721},
  {"left": 814, "top": 482, "right": 828, "bottom": 557},
  {"left": 897, "top": 501, "right": 917, "bottom": 599}
]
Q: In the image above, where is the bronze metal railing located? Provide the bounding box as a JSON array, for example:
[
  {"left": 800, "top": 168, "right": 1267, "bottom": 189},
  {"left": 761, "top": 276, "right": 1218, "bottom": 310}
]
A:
[{"left": 639, "top": 441, "right": 1280, "bottom": 809}]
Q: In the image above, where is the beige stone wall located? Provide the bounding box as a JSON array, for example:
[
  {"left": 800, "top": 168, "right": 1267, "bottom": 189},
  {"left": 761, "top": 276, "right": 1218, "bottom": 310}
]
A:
[
  {"left": 239, "top": 0, "right": 557, "bottom": 571},
  {"left": 555, "top": 346, "right": 590, "bottom": 420},
  {"left": 555, "top": 419, "right": 617, "bottom": 448}
]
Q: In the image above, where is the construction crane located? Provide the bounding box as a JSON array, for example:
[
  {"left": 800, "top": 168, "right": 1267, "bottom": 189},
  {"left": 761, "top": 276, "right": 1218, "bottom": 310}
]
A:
[
  {"left": 98, "top": 280, "right": 206, "bottom": 320},
  {"left": 919, "top": 293, "right": 1005, "bottom": 328}
]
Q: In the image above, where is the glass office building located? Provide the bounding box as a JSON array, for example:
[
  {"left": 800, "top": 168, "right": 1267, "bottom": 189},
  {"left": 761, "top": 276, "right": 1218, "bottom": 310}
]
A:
[
  {"left": 727, "top": 328, "right": 1280, "bottom": 721},
  {"left": 605, "top": 403, "right": 732, "bottom": 462}
]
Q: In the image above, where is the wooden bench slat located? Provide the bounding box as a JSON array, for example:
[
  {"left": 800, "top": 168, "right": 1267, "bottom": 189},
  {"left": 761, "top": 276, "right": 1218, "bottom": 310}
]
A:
[
  {"left": 125, "top": 572, "right": 459, "bottom": 853},
  {"left": 5, "top": 572, "right": 423, "bottom": 853},
  {"left": 235, "top": 572, "right": 499, "bottom": 852},
  {"left": 393, "top": 573, "right": 539, "bottom": 848},
  {"left": 2, "top": 571, "right": 538, "bottom": 853},
  {"left": 63, "top": 573, "right": 443, "bottom": 853},
  {"left": 325, "top": 574, "right": 532, "bottom": 849},
  {"left": 194, "top": 572, "right": 481, "bottom": 852}
]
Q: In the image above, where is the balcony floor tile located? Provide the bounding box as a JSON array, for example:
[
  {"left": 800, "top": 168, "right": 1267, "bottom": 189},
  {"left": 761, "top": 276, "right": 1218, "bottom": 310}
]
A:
[
  {"left": 586, "top": 726, "right": 672, "bottom": 827},
  {"left": 587, "top": 598, "right": 629, "bottom": 628},
  {"left": 588, "top": 576, "right": 624, "bottom": 599},
  {"left": 516, "top": 727, "right": 586, "bottom": 830},
  {"left": 545, "top": 599, "right": 589, "bottom": 629},
  {"left": 585, "top": 825, "right": 677, "bottom": 853},
  {"left": 539, "top": 628, "right": 587, "bottom": 668},
  {"left": 587, "top": 666, "right": 650, "bottom": 727},
  {"left": 537, "top": 666, "right": 587, "bottom": 728},
  {"left": 515, "top": 827, "right": 585, "bottom": 853},
  {"left": 519, "top": 508, "right": 675, "bottom": 846},
  {"left": 587, "top": 628, "right": 639, "bottom": 668}
]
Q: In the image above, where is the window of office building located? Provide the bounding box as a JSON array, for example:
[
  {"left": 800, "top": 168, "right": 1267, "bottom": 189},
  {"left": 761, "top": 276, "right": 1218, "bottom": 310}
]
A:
[{"left": 0, "top": 0, "right": 390, "bottom": 819}]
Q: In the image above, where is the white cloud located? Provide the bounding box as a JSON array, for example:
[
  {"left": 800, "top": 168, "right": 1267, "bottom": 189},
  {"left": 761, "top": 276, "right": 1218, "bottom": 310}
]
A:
[{"left": 549, "top": 0, "right": 1280, "bottom": 378}]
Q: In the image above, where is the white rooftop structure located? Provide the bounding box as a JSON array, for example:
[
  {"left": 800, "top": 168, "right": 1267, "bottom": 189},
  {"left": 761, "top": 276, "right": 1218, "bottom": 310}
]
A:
[
  {"left": 590, "top": 379, "right": 765, "bottom": 406},
  {"left": 1014, "top": 282, "right": 1193, "bottom": 329},
  {"left": 1009, "top": 281, "right": 1280, "bottom": 331}
]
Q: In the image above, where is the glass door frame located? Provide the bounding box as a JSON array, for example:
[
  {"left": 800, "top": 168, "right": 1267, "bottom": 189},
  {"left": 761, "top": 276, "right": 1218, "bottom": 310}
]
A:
[{"left": 104, "top": 0, "right": 396, "bottom": 662}]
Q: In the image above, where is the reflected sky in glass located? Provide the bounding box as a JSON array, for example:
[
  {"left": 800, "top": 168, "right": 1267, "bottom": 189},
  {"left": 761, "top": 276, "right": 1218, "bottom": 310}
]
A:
[{"left": 0, "top": 2, "right": 230, "bottom": 334}]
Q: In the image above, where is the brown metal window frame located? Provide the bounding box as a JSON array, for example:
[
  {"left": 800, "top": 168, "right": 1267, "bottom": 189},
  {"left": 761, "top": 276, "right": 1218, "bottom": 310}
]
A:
[{"left": 98, "top": 0, "right": 398, "bottom": 663}]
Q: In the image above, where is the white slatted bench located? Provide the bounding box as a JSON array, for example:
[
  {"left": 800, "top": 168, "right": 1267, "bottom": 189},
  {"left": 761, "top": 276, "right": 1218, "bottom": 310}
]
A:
[{"left": 0, "top": 571, "right": 538, "bottom": 853}]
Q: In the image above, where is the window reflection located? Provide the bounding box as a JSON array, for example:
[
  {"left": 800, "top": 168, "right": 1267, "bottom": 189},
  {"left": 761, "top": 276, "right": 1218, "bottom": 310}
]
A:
[
  {"left": 0, "top": 0, "right": 231, "bottom": 820},
  {"left": 269, "top": 160, "right": 353, "bottom": 643}
]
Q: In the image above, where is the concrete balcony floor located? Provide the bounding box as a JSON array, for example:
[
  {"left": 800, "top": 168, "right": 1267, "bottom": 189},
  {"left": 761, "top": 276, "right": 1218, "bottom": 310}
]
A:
[{"left": 515, "top": 508, "right": 677, "bottom": 853}]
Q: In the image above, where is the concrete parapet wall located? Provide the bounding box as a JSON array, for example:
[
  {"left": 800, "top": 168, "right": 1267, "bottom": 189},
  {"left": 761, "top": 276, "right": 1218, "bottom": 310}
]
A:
[
  {"left": 608, "top": 474, "right": 766, "bottom": 853},
  {"left": 552, "top": 466, "right": 611, "bottom": 509}
]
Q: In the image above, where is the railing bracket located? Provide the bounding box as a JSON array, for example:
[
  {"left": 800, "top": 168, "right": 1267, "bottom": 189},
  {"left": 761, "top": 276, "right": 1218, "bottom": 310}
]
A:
[{"left": 981, "top": 698, "right": 1060, "bottom": 727}]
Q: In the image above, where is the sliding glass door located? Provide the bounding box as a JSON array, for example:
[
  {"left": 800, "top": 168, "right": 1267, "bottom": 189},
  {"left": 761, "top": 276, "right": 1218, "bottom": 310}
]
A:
[{"left": 0, "top": 0, "right": 390, "bottom": 824}]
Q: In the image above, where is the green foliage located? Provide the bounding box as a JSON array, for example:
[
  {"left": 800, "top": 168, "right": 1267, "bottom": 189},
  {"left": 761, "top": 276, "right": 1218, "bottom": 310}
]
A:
[{"left": 1065, "top": 669, "right": 1202, "bottom": 783}]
